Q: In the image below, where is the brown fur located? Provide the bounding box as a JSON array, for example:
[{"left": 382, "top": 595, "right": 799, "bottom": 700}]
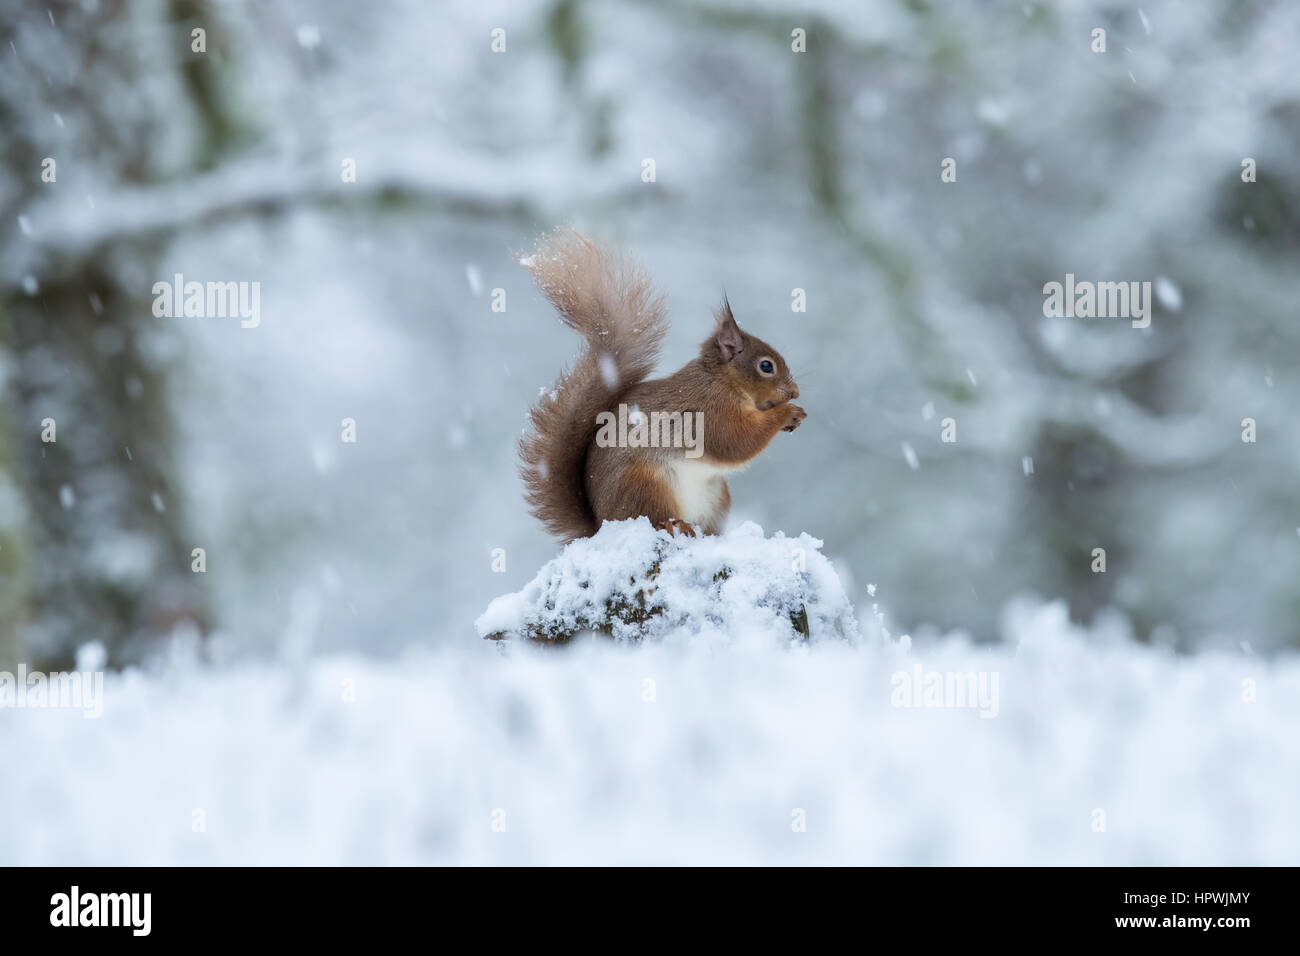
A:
[
  {"left": 520, "top": 232, "right": 803, "bottom": 541},
  {"left": 519, "top": 231, "right": 668, "bottom": 540}
]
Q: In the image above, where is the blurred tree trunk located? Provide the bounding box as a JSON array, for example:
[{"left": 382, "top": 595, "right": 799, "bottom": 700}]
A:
[
  {"left": 0, "top": 1, "right": 239, "bottom": 668},
  {"left": 0, "top": 382, "right": 27, "bottom": 670},
  {"left": 0, "top": 265, "right": 202, "bottom": 669}
]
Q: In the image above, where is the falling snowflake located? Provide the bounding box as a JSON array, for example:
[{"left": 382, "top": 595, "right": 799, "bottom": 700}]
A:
[
  {"left": 597, "top": 352, "right": 619, "bottom": 390},
  {"left": 465, "top": 264, "right": 484, "bottom": 296},
  {"left": 1154, "top": 276, "right": 1182, "bottom": 312}
]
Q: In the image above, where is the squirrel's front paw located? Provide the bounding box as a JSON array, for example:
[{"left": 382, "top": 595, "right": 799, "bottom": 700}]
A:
[{"left": 782, "top": 404, "right": 806, "bottom": 432}]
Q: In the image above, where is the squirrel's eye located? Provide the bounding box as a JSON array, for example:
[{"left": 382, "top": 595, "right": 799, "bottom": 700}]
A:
[{"left": 759, "top": 359, "right": 775, "bottom": 374}]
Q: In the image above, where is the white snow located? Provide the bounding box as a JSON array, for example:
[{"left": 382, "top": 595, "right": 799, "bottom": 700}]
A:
[
  {"left": 3, "top": 526, "right": 1294, "bottom": 865},
  {"left": 596, "top": 352, "right": 619, "bottom": 390},
  {"left": 476, "top": 519, "right": 859, "bottom": 645},
  {"left": 295, "top": 25, "right": 321, "bottom": 50},
  {"left": 0, "top": 596, "right": 1293, "bottom": 865},
  {"left": 465, "top": 264, "right": 484, "bottom": 296},
  {"left": 1154, "top": 275, "right": 1183, "bottom": 312}
]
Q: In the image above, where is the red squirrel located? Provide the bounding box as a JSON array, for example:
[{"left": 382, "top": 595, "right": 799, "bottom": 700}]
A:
[{"left": 519, "top": 230, "right": 805, "bottom": 541}]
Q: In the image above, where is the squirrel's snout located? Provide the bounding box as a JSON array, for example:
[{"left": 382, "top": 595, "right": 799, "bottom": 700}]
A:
[{"left": 759, "top": 389, "right": 797, "bottom": 411}]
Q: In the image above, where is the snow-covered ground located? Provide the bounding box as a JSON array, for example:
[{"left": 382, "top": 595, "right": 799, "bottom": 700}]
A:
[{"left": 3, "top": 528, "right": 1294, "bottom": 865}]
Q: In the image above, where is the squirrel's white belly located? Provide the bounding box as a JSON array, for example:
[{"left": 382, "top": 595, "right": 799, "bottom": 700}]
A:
[{"left": 665, "top": 458, "right": 741, "bottom": 525}]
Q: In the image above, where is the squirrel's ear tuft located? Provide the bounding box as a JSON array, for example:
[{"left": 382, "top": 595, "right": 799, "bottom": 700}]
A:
[{"left": 714, "top": 297, "right": 744, "bottom": 362}]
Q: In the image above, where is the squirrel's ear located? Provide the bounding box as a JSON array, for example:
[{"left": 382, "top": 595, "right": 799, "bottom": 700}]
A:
[{"left": 714, "top": 298, "right": 743, "bottom": 363}]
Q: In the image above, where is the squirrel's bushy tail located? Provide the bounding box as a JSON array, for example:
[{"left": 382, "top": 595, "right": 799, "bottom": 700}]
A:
[{"left": 519, "top": 230, "right": 667, "bottom": 541}]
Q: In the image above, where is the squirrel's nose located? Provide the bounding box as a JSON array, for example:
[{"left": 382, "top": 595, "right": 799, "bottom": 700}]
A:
[{"left": 788, "top": 385, "right": 800, "bottom": 401}]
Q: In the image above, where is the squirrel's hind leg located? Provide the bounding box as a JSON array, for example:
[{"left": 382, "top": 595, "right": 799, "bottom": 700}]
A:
[
  {"left": 660, "top": 518, "right": 698, "bottom": 537},
  {"left": 602, "top": 461, "right": 698, "bottom": 536}
]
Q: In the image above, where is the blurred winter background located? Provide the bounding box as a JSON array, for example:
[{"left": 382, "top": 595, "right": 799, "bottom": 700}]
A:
[{"left": 1, "top": 0, "right": 1298, "bottom": 865}]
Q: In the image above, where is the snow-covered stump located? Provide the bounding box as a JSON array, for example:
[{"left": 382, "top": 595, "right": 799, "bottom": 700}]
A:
[{"left": 476, "top": 519, "right": 860, "bottom": 645}]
